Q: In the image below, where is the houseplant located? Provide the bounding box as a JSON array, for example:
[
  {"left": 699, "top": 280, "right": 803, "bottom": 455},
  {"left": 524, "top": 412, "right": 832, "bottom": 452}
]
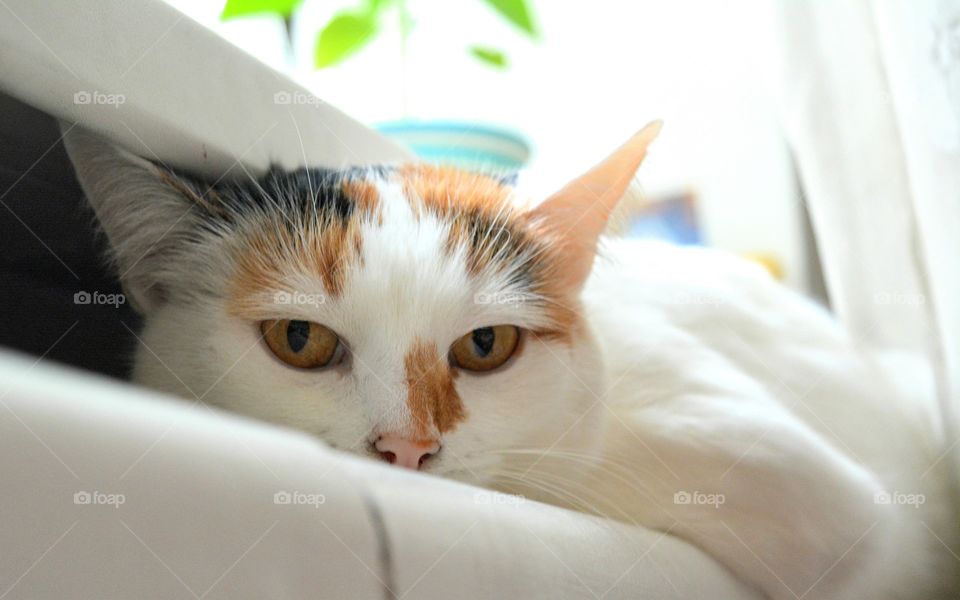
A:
[{"left": 222, "top": 0, "right": 537, "bottom": 170}]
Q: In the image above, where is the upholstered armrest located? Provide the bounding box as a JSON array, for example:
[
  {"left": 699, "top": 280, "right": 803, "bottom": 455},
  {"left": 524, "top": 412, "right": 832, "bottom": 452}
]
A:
[{"left": 0, "top": 350, "right": 760, "bottom": 599}]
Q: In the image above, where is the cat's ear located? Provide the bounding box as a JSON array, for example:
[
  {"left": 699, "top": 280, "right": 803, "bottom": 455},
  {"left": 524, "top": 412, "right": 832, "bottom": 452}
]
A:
[
  {"left": 529, "top": 121, "right": 662, "bottom": 292},
  {"left": 62, "top": 125, "right": 203, "bottom": 315}
]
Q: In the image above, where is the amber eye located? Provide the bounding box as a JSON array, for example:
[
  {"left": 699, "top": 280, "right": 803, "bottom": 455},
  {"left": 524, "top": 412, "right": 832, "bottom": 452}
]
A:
[
  {"left": 450, "top": 325, "right": 520, "bottom": 372},
  {"left": 261, "top": 319, "right": 343, "bottom": 369}
]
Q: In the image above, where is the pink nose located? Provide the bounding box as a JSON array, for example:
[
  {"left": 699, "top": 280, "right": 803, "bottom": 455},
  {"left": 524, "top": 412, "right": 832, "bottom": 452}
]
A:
[{"left": 375, "top": 435, "right": 440, "bottom": 470}]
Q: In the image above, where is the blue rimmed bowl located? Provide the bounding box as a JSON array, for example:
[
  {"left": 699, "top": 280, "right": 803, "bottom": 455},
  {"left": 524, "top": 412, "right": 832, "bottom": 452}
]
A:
[{"left": 376, "top": 120, "right": 532, "bottom": 171}]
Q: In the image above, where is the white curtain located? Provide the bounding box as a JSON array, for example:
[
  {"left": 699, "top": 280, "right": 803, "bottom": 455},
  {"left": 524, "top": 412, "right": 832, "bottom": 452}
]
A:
[{"left": 773, "top": 0, "right": 960, "bottom": 487}]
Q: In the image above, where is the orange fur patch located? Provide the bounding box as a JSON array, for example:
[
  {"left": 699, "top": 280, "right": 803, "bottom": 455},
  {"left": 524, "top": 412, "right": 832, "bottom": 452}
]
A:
[
  {"left": 398, "top": 165, "right": 512, "bottom": 216},
  {"left": 404, "top": 337, "right": 466, "bottom": 437},
  {"left": 398, "top": 164, "right": 580, "bottom": 343},
  {"left": 227, "top": 175, "right": 383, "bottom": 317},
  {"left": 341, "top": 178, "right": 380, "bottom": 216},
  {"left": 397, "top": 165, "right": 519, "bottom": 274},
  {"left": 228, "top": 217, "right": 362, "bottom": 318}
]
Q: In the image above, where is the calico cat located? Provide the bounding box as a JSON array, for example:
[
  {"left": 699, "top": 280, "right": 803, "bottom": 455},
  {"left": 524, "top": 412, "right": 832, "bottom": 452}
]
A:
[{"left": 64, "top": 122, "right": 957, "bottom": 599}]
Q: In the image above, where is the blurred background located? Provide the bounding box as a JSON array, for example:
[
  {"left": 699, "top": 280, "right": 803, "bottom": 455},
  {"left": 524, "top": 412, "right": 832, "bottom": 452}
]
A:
[{"left": 165, "top": 0, "right": 811, "bottom": 293}]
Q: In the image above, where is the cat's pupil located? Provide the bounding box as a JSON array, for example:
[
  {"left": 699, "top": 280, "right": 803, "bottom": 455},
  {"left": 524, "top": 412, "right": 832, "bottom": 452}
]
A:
[
  {"left": 286, "top": 320, "right": 311, "bottom": 353},
  {"left": 472, "top": 327, "right": 495, "bottom": 357}
]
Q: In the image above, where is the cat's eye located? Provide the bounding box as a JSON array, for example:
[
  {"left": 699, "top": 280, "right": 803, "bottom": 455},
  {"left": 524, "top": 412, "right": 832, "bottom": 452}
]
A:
[
  {"left": 450, "top": 325, "right": 520, "bottom": 372},
  {"left": 261, "top": 319, "right": 343, "bottom": 369}
]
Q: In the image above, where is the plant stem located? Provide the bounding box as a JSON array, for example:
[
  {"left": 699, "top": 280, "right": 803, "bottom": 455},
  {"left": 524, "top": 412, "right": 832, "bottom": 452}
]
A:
[{"left": 283, "top": 14, "right": 294, "bottom": 67}]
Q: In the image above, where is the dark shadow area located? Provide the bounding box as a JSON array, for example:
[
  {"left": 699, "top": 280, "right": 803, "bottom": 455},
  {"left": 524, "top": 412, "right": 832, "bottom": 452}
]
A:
[{"left": 0, "top": 92, "right": 140, "bottom": 379}]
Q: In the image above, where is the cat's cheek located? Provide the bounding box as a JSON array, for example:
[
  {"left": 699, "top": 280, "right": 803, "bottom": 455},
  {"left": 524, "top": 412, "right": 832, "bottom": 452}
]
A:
[
  {"left": 137, "top": 304, "right": 354, "bottom": 445},
  {"left": 441, "top": 331, "right": 603, "bottom": 477},
  {"left": 132, "top": 303, "right": 223, "bottom": 399},
  {"left": 519, "top": 330, "right": 607, "bottom": 444}
]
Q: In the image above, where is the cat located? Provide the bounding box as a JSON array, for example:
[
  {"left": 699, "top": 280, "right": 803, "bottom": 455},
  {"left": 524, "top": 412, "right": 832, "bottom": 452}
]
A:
[{"left": 64, "top": 122, "right": 958, "bottom": 599}]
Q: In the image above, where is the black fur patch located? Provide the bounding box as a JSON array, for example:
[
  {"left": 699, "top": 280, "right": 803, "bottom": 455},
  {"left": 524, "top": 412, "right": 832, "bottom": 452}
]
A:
[{"left": 160, "top": 164, "right": 395, "bottom": 228}]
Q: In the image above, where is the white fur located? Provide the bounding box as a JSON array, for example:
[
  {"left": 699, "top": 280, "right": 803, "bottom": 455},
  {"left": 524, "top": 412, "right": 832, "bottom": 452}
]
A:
[
  {"left": 578, "top": 240, "right": 957, "bottom": 598},
  {"left": 130, "top": 176, "right": 606, "bottom": 484},
  {"left": 131, "top": 235, "right": 958, "bottom": 599},
  {"left": 65, "top": 127, "right": 958, "bottom": 599}
]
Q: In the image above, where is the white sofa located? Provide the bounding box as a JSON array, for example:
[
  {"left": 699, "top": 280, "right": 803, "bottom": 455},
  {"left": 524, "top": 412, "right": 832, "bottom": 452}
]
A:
[{"left": 0, "top": 350, "right": 759, "bottom": 599}]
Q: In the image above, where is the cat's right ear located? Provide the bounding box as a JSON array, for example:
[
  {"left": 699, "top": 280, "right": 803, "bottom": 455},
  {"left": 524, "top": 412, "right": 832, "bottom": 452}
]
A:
[
  {"left": 528, "top": 121, "right": 661, "bottom": 293},
  {"left": 62, "top": 125, "right": 203, "bottom": 315}
]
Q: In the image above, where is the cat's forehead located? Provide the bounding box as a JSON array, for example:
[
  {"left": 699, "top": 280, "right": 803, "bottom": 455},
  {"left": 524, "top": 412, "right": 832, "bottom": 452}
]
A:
[{"left": 220, "top": 164, "right": 575, "bottom": 338}]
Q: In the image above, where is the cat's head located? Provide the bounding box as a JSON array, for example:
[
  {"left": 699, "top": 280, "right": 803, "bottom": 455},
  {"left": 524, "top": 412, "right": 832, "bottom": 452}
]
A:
[{"left": 64, "top": 122, "right": 660, "bottom": 484}]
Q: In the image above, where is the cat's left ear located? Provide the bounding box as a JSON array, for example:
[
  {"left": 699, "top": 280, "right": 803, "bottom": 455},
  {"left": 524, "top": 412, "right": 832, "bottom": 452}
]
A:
[
  {"left": 528, "top": 120, "right": 662, "bottom": 292},
  {"left": 62, "top": 124, "right": 207, "bottom": 315}
]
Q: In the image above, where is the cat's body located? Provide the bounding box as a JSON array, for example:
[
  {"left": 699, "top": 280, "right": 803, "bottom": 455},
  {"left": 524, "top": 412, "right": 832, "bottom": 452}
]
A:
[
  {"left": 64, "top": 124, "right": 957, "bottom": 599},
  {"left": 552, "top": 239, "right": 953, "bottom": 598}
]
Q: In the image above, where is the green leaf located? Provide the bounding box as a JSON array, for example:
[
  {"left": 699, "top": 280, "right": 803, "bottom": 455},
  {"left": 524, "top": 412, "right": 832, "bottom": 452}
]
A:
[
  {"left": 314, "top": 11, "right": 378, "bottom": 69},
  {"left": 469, "top": 46, "right": 508, "bottom": 69},
  {"left": 366, "top": 0, "right": 392, "bottom": 12},
  {"left": 478, "top": 0, "right": 537, "bottom": 37},
  {"left": 221, "top": 0, "right": 302, "bottom": 20}
]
